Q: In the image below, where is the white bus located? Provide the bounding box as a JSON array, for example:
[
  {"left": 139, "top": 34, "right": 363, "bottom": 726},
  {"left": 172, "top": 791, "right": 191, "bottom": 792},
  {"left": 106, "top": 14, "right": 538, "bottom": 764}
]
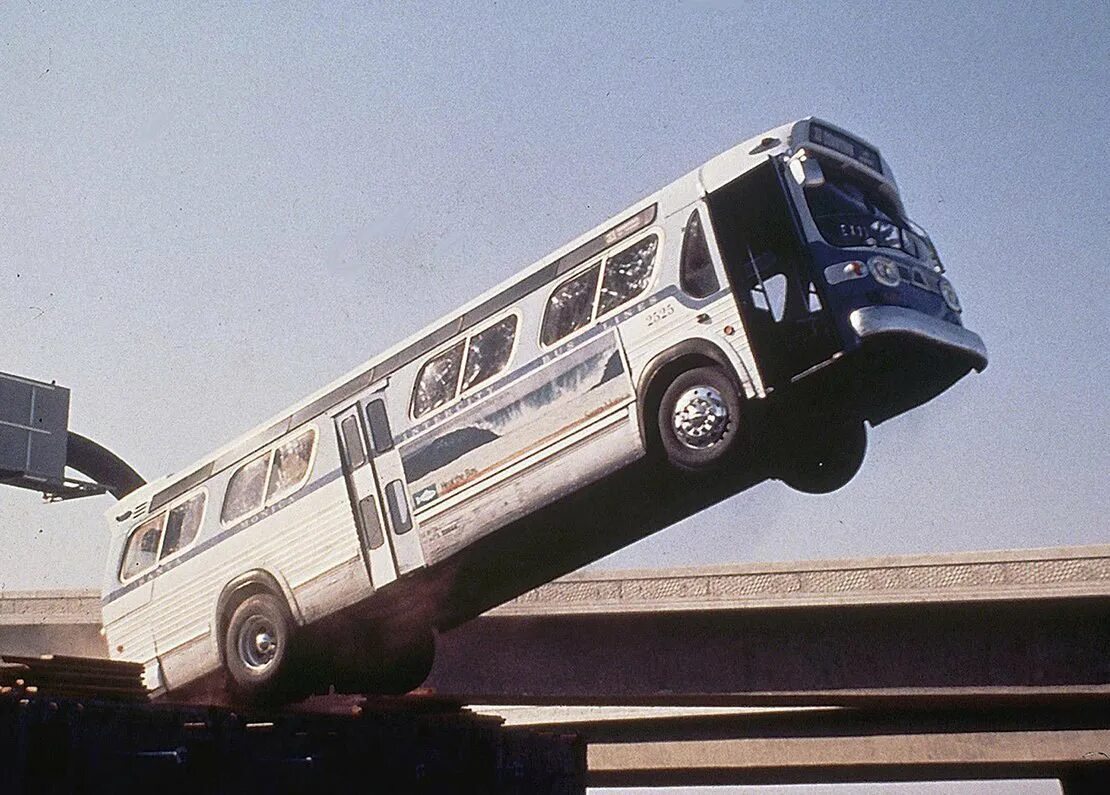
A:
[{"left": 102, "top": 118, "right": 987, "bottom": 701}]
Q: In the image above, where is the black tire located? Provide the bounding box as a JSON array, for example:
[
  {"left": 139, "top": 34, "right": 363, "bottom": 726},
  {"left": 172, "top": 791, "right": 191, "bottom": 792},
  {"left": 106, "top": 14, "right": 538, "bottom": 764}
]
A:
[
  {"left": 657, "top": 366, "right": 743, "bottom": 471},
  {"left": 224, "top": 592, "right": 298, "bottom": 702},
  {"left": 780, "top": 420, "right": 867, "bottom": 494}
]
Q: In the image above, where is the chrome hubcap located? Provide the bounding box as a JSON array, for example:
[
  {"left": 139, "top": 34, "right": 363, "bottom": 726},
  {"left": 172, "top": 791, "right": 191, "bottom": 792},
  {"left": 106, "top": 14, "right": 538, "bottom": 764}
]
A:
[
  {"left": 239, "top": 617, "right": 278, "bottom": 670},
  {"left": 672, "top": 386, "right": 729, "bottom": 449}
]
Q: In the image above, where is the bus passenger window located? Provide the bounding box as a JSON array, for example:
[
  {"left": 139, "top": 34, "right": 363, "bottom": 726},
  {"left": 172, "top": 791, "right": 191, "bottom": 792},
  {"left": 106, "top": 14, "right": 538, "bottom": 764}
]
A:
[
  {"left": 221, "top": 453, "right": 270, "bottom": 524},
  {"left": 413, "top": 341, "right": 464, "bottom": 418},
  {"left": 541, "top": 264, "right": 600, "bottom": 346},
  {"left": 120, "top": 514, "right": 165, "bottom": 581},
  {"left": 266, "top": 429, "right": 315, "bottom": 503},
  {"left": 598, "top": 234, "right": 658, "bottom": 316},
  {"left": 461, "top": 315, "right": 518, "bottom": 392},
  {"left": 680, "top": 212, "right": 719, "bottom": 298},
  {"left": 160, "top": 492, "right": 206, "bottom": 560}
]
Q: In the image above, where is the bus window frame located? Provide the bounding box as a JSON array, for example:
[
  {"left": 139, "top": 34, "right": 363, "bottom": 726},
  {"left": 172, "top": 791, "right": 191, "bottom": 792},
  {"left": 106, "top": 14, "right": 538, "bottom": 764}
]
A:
[
  {"left": 219, "top": 425, "right": 319, "bottom": 528},
  {"left": 460, "top": 310, "right": 523, "bottom": 395},
  {"left": 155, "top": 489, "right": 209, "bottom": 567},
  {"left": 118, "top": 487, "right": 209, "bottom": 583},
  {"left": 540, "top": 228, "right": 663, "bottom": 350},
  {"left": 539, "top": 261, "right": 602, "bottom": 349},
  {"left": 595, "top": 230, "right": 662, "bottom": 321},
  {"left": 118, "top": 511, "right": 168, "bottom": 584},
  {"left": 264, "top": 426, "right": 319, "bottom": 506},
  {"left": 410, "top": 339, "right": 467, "bottom": 421},
  {"left": 410, "top": 310, "right": 522, "bottom": 421}
]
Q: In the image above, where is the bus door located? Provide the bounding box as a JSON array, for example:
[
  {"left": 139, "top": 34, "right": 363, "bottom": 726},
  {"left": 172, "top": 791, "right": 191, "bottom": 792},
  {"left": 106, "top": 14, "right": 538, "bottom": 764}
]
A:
[
  {"left": 358, "top": 394, "right": 424, "bottom": 576},
  {"left": 335, "top": 405, "right": 397, "bottom": 589},
  {"left": 706, "top": 161, "right": 839, "bottom": 389}
]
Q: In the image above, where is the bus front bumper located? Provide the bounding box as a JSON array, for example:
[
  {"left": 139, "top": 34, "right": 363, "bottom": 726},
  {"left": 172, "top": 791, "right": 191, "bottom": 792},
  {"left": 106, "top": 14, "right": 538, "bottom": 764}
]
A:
[{"left": 849, "top": 306, "right": 988, "bottom": 373}]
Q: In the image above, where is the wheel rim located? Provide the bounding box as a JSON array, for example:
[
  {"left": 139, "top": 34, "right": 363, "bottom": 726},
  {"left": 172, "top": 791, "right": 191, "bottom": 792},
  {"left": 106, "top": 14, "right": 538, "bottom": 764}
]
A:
[
  {"left": 238, "top": 614, "right": 279, "bottom": 671},
  {"left": 672, "top": 386, "right": 730, "bottom": 449}
]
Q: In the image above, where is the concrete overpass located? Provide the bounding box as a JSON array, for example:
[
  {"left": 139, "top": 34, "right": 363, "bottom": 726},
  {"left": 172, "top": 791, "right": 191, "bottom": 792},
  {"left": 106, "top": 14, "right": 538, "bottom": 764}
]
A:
[
  {"left": 425, "top": 544, "right": 1110, "bottom": 702},
  {"left": 2, "top": 544, "right": 1108, "bottom": 691},
  {"left": 3, "top": 545, "right": 1108, "bottom": 789}
]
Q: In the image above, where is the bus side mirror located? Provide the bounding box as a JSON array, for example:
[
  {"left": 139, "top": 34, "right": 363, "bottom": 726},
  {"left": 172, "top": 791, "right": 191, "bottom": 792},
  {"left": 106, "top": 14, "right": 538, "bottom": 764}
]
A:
[{"left": 788, "top": 150, "right": 825, "bottom": 188}]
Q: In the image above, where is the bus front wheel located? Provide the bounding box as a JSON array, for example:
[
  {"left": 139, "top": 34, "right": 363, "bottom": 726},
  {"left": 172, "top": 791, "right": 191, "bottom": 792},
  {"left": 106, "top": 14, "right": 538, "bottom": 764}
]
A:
[
  {"left": 780, "top": 420, "right": 867, "bottom": 494},
  {"left": 657, "top": 366, "right": 743, "bottom": 471}
]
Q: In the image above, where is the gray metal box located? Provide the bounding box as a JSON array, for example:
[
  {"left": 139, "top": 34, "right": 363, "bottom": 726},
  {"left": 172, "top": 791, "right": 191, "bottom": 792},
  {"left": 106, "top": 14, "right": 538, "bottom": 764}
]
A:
[{"left": 0, "top": 371, "right": 70, "bottom": 489}]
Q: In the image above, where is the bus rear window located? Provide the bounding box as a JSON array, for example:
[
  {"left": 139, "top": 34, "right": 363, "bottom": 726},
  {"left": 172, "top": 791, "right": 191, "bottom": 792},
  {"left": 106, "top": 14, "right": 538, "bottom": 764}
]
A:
[{"left": 120, "top": 514, "right": 165, "bottom": 581}]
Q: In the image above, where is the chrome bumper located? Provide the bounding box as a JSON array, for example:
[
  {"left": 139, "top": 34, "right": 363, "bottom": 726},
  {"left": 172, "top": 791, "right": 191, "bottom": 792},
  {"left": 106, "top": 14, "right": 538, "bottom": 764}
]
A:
[{"left": 849, "top": 306, "right": 988, "bottom": 372}]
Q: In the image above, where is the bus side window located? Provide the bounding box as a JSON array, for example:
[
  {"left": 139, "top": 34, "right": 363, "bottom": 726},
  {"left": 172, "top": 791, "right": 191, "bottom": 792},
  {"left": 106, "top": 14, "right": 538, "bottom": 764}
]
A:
[
  {"left": 541, "top": 264, "right": 600, "bottom": 346},
  {"left": 221, "top": 453, "right": 271, "bottom": 525},
  {"left": 266, "top": 429, "right": 316, "bottom": 503},
  {"left": 461, "top": 314, "right": 518, "bottom": 393},
  {"left": 160, "top": 492, "right": 206, "bottom": 560},
  {"left": 680, "top": 211, "right": 719, "bottom": 298},
  {"left": 120, "top": 514, "right": 165, "bottom": 581},
  {"left": 598, "top": 234, "right": 658, "bottom": 316},
  {"left": 412, "top": 341, "right": 465, "bottom": 418}
]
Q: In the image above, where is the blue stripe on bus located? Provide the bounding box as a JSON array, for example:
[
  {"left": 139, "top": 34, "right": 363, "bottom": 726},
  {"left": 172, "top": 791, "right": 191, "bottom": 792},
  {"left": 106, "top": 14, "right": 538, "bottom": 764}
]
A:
[{"left": 102, "top": 467, "right": 345, "bottom": 606}]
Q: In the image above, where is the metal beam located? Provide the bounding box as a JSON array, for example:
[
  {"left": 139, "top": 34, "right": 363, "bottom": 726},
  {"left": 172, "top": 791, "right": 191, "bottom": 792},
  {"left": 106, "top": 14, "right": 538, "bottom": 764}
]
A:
[
  {"left": 514, "top": 702, "right": 1110, "bottom": 786},
  {"left": 588, "top": 726, "right": 1110, "bottom": 786}
]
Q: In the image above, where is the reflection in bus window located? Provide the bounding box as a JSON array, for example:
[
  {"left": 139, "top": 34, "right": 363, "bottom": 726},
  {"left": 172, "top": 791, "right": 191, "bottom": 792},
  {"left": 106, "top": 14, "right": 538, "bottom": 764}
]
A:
[
  {"left": 221, "top": 454, "right": 270, "bottom": 524},
  {"left": 541, "top": 264, "right": 600, "bottom": 346},
  {"left": 413, "top": 341, "right": 465, "bottom": 418},
  {"left": 120, "top": 514, "right": 164, "bottom": 581},
  {"left": 266, "top": 430, "right": 315, "bottom": 502},
  {"left": 462, "top": 315, "right": 518, "bottom": 392},
  {"left": 160, "top": 493, "right": 206, "bottom": 559},
  {"left": 598, "top": 235, "right": 657, "bottom": 316}
]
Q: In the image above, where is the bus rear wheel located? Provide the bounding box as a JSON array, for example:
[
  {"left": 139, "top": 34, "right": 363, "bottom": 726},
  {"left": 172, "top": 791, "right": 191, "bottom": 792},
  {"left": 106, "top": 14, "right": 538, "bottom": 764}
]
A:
[
  {"left": 780, "top": 420, "right": 867, "bottom": 494},
  {"left": 224, "top": 592, "right": 302, "bottom": 703},
  {"left": 657, "top": 366, "right": 743, "bottom": 471}
]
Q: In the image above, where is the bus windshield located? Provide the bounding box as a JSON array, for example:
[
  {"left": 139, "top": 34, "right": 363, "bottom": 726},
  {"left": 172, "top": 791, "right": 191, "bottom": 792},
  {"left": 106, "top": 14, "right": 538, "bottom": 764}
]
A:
[{"left": 804, "top": 162, "right": 938, "bottom": 266}]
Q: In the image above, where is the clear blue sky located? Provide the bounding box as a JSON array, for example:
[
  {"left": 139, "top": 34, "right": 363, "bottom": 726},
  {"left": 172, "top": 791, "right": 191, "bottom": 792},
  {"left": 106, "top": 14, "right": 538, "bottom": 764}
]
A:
[{"left": 2, "top": 1, "right": 1107, "bottom": 600}]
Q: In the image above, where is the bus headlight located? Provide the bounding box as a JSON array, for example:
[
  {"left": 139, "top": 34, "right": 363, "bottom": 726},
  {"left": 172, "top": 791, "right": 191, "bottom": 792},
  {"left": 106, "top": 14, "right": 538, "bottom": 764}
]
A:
[
  {"left": 868, "top": 255, "right": 901, "bottom": 287},
  {"left": 939, "top": 278, "right": 961, "bottom": 312}
]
